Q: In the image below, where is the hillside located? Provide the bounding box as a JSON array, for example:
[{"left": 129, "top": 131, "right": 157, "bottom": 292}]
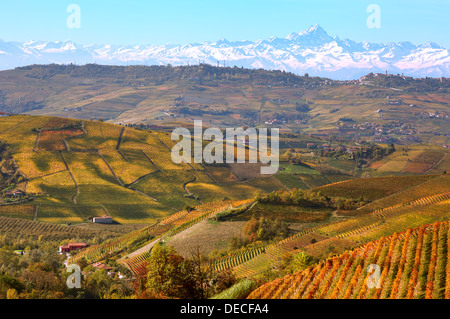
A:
[
  {"left": 87, "top": 173, "right": 449, "bottom": 279},
  {"left": 0, "top": 115, "right": 277, "bottom": 224},
  {"left": 0, "top": 113, "right": 448, "bottom": 300},
  {"left": 0, "top": 64, "right": 448, "bottom": 142},
  {"left": 3, "top": 114, "right": 445, "bottom": 225},
  {"left": 205, "top": 174, "right": 450, "bottom": 280},
  {"left": 247, "top": 218, "right": 450, "bottom": 299}
]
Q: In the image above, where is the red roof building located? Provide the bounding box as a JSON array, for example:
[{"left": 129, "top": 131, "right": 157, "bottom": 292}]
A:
[{"left": 59, "top": 242, "right": 89, "bottom": 253}]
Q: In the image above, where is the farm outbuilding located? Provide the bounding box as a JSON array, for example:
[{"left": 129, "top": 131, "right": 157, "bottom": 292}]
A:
[{"left": 92, "top": 215, "right": 114, "bottom": 224}]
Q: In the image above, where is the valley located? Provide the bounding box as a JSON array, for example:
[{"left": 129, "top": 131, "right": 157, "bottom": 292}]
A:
[{"left": 0, "top": 64, "right": 448, "bottom": 301}]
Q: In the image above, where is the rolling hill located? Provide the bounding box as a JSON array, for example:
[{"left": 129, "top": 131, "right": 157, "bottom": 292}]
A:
[
  {"left": 0, "top": 115, "right": 280, "bottom": 224},
  {"left": 70, "top": 170, "right": 449, "bottom": 280},
  {"left": 247, "top": 217, "right": 450, "bottom": 299},
  {"left": 0, "top": 64, "right": 448, "bottom": 140}
]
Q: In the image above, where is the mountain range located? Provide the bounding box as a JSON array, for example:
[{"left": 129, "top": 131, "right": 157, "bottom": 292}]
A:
[{"left": 1, "top": 24, "right": 449, "bottom": 80}]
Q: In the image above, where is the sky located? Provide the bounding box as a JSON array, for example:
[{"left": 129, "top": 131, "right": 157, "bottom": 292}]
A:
[{"left": 0, "top": 0, "right": 449, "bottom": 47}]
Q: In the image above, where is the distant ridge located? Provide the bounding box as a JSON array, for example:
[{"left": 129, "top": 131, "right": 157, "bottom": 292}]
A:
[{"left": 0, "top": 25, "right": 449, "bottom": 80}]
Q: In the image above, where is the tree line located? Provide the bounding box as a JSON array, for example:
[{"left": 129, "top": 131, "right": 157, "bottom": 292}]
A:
[{"left": 256, "top": 188, "right": 368, "bottom": 211}]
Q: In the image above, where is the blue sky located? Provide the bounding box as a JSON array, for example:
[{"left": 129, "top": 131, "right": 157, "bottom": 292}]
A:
[{"left": 1, "top": 0, "right": 449, "bottom": 47}]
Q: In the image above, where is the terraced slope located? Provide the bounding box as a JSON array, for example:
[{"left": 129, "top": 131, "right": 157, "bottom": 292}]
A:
[
  {"left": 0, "top": 115, "right": 269, "bottom": 224},
  {"left": 120, "top": 200, "right": 255, "bottom": 276},
  {"left": 218, "top": 176, "right": 450, "bottom": 279},
  {"left": 247, "top": 218, "right": 450, "bottom": 299},
  {"left": 68, "top": 199, "right": 254, "bottom": 275},
  {"left": 0, "top": 216, "right": 123, "bottom": 240}
]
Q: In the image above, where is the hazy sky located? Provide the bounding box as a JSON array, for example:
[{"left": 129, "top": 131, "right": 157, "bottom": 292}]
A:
[{"left": 1, "top": 0, "right": 449, "bottom": 47}]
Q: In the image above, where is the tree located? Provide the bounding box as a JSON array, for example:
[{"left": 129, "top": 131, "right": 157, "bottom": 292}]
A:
[
  {"left": 212, "top": 269, "right": 236, "bottom": 295},
  {"left": 242, "top": 217, "right": 259, "bottom": 240},
  {"left": 286, "top": 252, "right": 312, "bottom": 273},
  {"left": 186, "top": 247, "right": 215, "bottom": 299},
  {"left": 6, "top": 288, "right": 19, "bottom": 299},
  {"left": 183, "top": 205, "right": 195, "bottom": 213},
  {"left": 146, "top": 244, "right": 188, "bottom": 298},
  {"left": 84, "top": 269, "right": 114, "bottom": 298}
]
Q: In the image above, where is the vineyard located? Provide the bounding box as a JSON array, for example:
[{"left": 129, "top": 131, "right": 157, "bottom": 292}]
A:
[
  {"left": 37, "top": 128, "right": 85, "bottom": 151},
  {"left": 0, "top": 216, "right": 115, "bottom": 240},
  {"left": 315, "top": 174, "right": 438, "bottom": 202},
  {"left": 205, "top": 188, "right": 450, "bottom": 279},
  {"left": 120, "top": 200, "right": 254, "bottom": 276},
  {"left": 247, "top": 218, "right": 450, "bottom": 299},
  {"left": 69, "top": 199, "right": 254, "bottom": 275},
  {"left": 357, "top": 174, "right": 450, "bottom": 213},
  {"left": 0, "top": 115, "right": 274, "bottom": 224}
]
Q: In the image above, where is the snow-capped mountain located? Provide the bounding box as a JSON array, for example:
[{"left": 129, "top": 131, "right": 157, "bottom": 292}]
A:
[{"left": 0, "top": 25, "right": 449, "bottom": 80}]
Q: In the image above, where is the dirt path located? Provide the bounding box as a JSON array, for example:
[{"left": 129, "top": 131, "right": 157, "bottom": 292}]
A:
[
  {"left": 33, "top": 131, "right": 41, "bottom": 152},
  {"left": 33, "top": 205, "right": 38, "bottom": 221},
  {"left": 97, "top": 152, "right": 124, "bottom": 186},
  {"left": 130, "top": 188, "right": 159, "bottom": 202},
  {"left": 100, "top": 123, "right": 128, "bottom": 161},
  {"left": 183, "top": 173, "right": 196, "bottom": 194},
  {"left": 122, "top": 237, "right": 162, "bottom": 260},
  {"left": 59, "top": 151, "right": 79, "bottom": 204},
  {"left": 274, "top": 177, "right": 290, "bottom": 191},
  {"left": 0, "top": 117, "right": 34, "bottom": 135},
  {"left": 100, "top": 204, "right": 110, "bottom": 216},
  {"left": 322, "top": 174, "right": 333, "bottom": 184},
  {"left": 200, "top": 164, "right": 219, "bottom": 185},
  {"left": 150, "top": 131, "right": 171, "bottom": 150},
  {"left": 116, "top": 127, "right": 126, "bottom": 149},
  {"left": 425, "top": 152, "right": 447, "bottom": 173},
  {"left": 183, "top": 173, "right": 203, "bottom": 204},
  {"left": 141, "top": 150, "right": 161, "bottom": 171},
  {"left": 295, "top": 174, "right": 311, "bottom": 189}
]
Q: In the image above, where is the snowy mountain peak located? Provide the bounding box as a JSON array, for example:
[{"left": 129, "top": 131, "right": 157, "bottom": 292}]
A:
[
  {"left": 0, "top": 25, "right": 448, "bottom": 80},
  {"left": 286, "top": 24, "right": 334, "bottom": 46},
  {"left": 303, "top": 24, "right": 327, "bottom": 35}
]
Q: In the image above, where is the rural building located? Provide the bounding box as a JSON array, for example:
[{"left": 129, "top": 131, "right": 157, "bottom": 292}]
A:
[
  {"left": 59, "top": 242, "right": 89, "bottom": 253},
  {"left": 13, "top": 189, "right": 25, "bottom": 196},
  {"left": 92, "top": 262, "right": 114, "bottom": 271},
  {"left": 92, "top": 215, "right": 113, "bottom": 224},
  {"left": 5, "top": 189, "right": 26, "bottom": 198}
]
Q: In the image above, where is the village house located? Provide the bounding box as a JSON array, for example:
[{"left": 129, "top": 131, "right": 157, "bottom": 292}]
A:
[
  {"left": 59, "top": 242, "right": 89, "bottom": 253},
  {"left": 5, "top": 189, "right": 26, "bottom": 198}
]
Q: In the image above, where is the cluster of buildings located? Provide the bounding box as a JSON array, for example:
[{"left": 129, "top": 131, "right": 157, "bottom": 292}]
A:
[
  {"left": 264, "top": 118, "right": 285, "bottom": 125},
  {"left": 58, "top": 244, "right": 125, "bottom": 278},
  {"left": 4, "top": 189, "right": 26, "bottom": 198},
  {"left": 416, "top": 112, "right": 449, "bottom": 119},
  {"left": 335, "top": 120, "right": 418, "bottom": 143}
]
